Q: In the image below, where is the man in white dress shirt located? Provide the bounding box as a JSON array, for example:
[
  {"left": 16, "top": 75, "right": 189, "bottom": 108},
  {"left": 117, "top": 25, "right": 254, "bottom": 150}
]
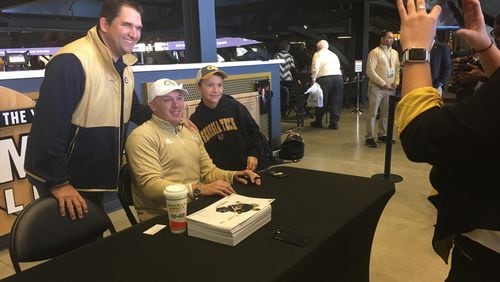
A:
[{"left": 310, "top": 40, "right": 344, "bottom": 130}]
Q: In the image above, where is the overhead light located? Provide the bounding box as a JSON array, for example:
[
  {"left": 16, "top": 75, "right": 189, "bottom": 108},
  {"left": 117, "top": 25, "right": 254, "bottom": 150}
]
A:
[
  {"left": 303, "top": 25, "right": 308, "bottom": 29},
  {"left": 337, "top": 35, "right": 351, "bottom": 39}
]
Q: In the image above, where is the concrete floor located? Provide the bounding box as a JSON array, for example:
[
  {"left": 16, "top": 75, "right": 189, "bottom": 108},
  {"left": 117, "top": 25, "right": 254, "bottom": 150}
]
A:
[{"left": 0, "top": 107, "right": 450, "bottom": 281}]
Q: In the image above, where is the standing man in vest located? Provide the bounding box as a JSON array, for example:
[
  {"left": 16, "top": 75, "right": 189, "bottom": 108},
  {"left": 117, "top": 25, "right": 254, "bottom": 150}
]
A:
[
  {"left": 365, "top": 30, "right": 401, "bottom": 147},
  {"left": 310, "top": 40, "right": 344, "bottom": 130},
  {"left": 25, "top": 0, "right": 151, "bottom": 220}
]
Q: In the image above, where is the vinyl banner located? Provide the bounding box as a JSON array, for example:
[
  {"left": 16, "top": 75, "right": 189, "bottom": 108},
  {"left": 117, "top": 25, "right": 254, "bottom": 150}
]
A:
[{"left": 0, "top": 86, "right": 38, "bottom": 243}]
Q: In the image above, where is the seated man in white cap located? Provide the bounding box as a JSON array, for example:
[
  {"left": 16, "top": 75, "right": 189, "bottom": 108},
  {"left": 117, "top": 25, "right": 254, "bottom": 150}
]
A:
[{"left": 125, "top": 78, "right": 261, "bottom": 221}]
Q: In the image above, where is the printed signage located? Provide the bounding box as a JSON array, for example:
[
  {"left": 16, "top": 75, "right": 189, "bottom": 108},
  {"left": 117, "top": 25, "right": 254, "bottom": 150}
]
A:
[
  {"left": 0, "top": 87, "right": 38, "bottom": 246},
  {"left": 355, "top": 60, "right": 363, "bottom": 73}
]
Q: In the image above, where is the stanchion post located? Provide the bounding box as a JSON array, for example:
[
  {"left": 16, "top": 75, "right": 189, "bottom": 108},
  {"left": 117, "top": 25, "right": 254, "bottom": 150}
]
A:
[
  {"left": 372, "top": 94, "right": 403, "bottom": 183},
  {"left": 354, "top": 73, "right": 363, "bottom": 114},
  {"left": 352, "top": 60, "right": 363, "bottom": 115}
]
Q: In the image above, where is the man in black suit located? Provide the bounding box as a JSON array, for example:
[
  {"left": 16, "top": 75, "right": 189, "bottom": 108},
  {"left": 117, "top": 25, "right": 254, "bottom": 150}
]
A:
[{"left": 430, "top": 39, "right": 452, "bottom": 96}]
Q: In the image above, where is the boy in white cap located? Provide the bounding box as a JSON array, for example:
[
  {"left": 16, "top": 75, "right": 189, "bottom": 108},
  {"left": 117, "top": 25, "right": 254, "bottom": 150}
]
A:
[{"left": 125, "top": 78, "right": 261, "bottom": 221}]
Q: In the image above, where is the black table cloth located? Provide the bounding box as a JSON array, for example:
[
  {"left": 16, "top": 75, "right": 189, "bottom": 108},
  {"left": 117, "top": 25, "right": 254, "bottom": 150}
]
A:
[{"left": 2, "top": 166, "right": 395, "bottom": 282}]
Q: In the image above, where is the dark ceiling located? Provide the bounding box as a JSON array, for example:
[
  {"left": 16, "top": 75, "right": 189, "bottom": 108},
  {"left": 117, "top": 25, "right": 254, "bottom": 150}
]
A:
[
  {"left": 0, "top": 0, "right": 498, "bottom": 49},
  {"left": 0, "top": 0, "right": 403, "bottom": 49}
]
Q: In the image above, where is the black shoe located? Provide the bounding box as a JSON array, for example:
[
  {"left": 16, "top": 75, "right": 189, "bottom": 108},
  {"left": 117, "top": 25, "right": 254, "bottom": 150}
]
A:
[
  {"left": 377, "top": 136, "right": 396, "bottom": 144},
  {"left": 365, "top": 138, "right": 377, "bottom": 147},
  {"left": 328, "top": 123, "right": 338, "bottom": 130},
  {"left": 310, "top": 121, "right": 322, "bottom": 128}
]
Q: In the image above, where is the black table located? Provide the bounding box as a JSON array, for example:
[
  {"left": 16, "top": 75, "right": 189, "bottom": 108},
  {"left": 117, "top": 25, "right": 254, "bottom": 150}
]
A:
[{"left": 2, "top": 166, "right": 395, "bottom": 282}]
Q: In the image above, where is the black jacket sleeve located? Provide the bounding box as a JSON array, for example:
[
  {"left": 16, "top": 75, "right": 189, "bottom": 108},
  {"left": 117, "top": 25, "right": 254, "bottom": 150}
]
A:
[
  {"left": 400, "top": 67, "right": 500, "bottom": 166},
  {"left": 24, "top": 54, "right": 85, "bottom": 192}
]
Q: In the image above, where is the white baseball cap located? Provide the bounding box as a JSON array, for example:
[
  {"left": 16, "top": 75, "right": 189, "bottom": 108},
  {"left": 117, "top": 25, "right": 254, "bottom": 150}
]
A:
[{"left": 148, "top": 78, "right": 189, "bottom": 103}]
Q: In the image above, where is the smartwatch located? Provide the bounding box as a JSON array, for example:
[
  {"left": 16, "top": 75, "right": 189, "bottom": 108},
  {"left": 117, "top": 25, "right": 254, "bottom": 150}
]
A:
[{"left": 402, "top": 48, "right": 430, "bottom": 64}]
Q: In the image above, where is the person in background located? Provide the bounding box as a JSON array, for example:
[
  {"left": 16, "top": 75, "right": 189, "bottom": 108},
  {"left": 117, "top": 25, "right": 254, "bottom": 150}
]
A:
[
  {"left": 29, "top": 56, "right": 46, "bottom": 70},
  {"left": 273, "top": 41, "right": 296, "bottom": 88},
  {"left": 125, "top": 78, "right": 261, "bottom": 221},
  {"left": 273, "top": 41, "right": 297, "bottom": 119},
  {"left": 310, "top": 39, "right": 344, "bottom": 130},
  {"left": 430, "top": 36, "right": 452, "bottom": 95},
  {"left": 395, "top": 0, "right": 500, "bottom": 280},
  {"left": 24, "top": 0, "right": 151, "bottom": 220},
  {"left": 364, "top": 30, "right": 401, "bottom": 148},
  {"left": 190, "top": 65, "right": 271, "bottom": 171}
]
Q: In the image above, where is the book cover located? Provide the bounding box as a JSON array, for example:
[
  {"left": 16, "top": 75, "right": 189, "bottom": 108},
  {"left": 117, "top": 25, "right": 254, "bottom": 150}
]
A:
[{"left": 187, "top": 194, "right": 274, "bottom": 245}]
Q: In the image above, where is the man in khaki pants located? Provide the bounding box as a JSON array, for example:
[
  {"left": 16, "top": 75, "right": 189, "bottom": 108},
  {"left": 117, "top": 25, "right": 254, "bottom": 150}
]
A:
[{"left": 365, "top": 30, "right": 400, "bottom": 147}]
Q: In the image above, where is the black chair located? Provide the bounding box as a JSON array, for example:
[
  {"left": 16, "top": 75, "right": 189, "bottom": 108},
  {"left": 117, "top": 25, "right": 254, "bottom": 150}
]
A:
[
  {"left": 9, "top": 196, "right": 116, "bottom": 273},
  {"left": 118, "top": 164, "right": 138, "bottom": 225},
  {"left": 280, "top": 85, "right": 290, "bottom": 119},
  {"left": 284, "top": 81, "right": 307, "bottom": 127}
]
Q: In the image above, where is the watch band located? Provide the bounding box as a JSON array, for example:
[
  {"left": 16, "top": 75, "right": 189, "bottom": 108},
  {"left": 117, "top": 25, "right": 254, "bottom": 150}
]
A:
[{"left": 188, "top": 183, "right": 202, "bottom": 200}]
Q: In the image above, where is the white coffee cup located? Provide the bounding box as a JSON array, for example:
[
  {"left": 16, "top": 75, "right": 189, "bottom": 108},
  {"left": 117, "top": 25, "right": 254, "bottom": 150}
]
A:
[{"left": 163, "top": 184, "right": 188, "bottom": 234}]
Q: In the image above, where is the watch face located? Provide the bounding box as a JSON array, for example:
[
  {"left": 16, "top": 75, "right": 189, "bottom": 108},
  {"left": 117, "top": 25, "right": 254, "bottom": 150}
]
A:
[
  {"left": 193, "top": 188, "right": 201, "bottom": 199},
  {"left": 409, "top": 48, "right": 428, "bottom": 60}
]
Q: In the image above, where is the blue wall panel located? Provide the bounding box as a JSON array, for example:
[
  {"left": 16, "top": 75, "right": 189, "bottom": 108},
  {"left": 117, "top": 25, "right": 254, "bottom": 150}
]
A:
[{"left": 0, "top": 62, "right": 282, "bottom": 147}]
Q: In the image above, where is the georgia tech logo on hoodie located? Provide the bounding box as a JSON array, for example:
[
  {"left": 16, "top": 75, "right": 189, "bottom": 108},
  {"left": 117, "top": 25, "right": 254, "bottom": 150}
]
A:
[{"left": 199, "top": 117, "right": 238, "bottom": 144}]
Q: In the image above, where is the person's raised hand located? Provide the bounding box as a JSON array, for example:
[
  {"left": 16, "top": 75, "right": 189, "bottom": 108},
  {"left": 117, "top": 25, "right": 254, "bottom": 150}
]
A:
[
  {"left": 455, "top": 0, "right": 490, "bottom": 52},
  {"left": 396, "top": 0, "right": 441, "bottom": 51}
]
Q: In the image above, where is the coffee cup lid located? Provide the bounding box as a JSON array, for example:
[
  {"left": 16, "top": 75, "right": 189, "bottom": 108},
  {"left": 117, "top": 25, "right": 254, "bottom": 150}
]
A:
[{"left": 164, "top": 184, "right": 188, "bottom": 198}]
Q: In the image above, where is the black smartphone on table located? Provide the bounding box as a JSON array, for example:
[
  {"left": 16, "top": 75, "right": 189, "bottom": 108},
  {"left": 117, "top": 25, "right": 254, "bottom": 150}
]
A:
[{"left": 270, "top": 228, "right": 312, "bottom": 246}]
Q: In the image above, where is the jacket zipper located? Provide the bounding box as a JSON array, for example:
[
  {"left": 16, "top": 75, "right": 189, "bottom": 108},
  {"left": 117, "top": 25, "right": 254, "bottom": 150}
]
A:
[
  {"left": 117, "top": 72, "right": 125, "bottom": 189},
  {"left": 66, "top": 127, "right": 80, "bottom": 161}
]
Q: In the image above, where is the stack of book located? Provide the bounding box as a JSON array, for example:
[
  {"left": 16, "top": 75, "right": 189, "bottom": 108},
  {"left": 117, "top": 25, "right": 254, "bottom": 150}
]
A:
[{"left": 187, "top": 194, "right": 274, "bottom": 246}]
